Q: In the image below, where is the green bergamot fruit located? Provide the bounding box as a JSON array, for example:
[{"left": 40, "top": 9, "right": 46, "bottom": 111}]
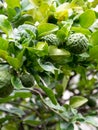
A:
[
  {"left": 87, "top": 97, "right": 96, "bottom": 107},
  {"left": 20, "top": 73, "right": 34, "bottom": 88},
  {"left": 0, "top": 65, "right": 13, "bottom": 98},
  {"left": 66, "top": 33, "right": 89, "bottom": 54},
  {"left": 41, "top": 34, "right": 60, "bottom": 46}
]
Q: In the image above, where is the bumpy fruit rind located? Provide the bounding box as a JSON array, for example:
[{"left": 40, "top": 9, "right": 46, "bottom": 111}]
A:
[
  {"left": 20, "top": 73, "right": 34, "bottom": 88},
  {"left": 66, "top": 33, "right": 89, "bottom": 54},
  {"left": 0, "top": 65, "right": 13, "bottom": 98},
  {"left": 41, "top": 34, "right": 59, "bottom": 46}
]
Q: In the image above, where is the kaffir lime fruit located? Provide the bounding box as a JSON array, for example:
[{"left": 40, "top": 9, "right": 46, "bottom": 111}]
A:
[
  {"left": 87, "top": 97, "right": 96, "bottom": 107},
  {"left": 66, "top": 33, "right": 89, "bottom": 54},
  {"left": 0, "top": 65, "right": 13, "bottom": 98},
  {"left": 20, "top": 73, "right": 34, "bottom": 88},
  {"left": 41, "top": 34, "right": 60, "bottom": 46}
]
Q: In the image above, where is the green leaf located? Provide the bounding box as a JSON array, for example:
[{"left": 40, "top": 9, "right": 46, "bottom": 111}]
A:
[
  {"left": 70, "top": 96, "right": 88, "bottom": 108},
  {"left": 0, "top": 37, "right": 8, "bottom": 50},
  {"left": 24, "top": 119, "right": 41, "bottom": 126},
  {"left": 60, "top": 122, "right": 74, "bottom": 130},
  {"left": 56, "top": 76, "right": 70, "bottom": 98},
  {"left": 90, "top": 30, "right": 98, "bottom": 45},
  {"left": 6, "top": 56, "right": 22, "bottom": 70},
  {"left": 34, "top": 71, "right": 57, "bottom": 105},
  {"left": 7, "top": 7, "right": 17, "bottom": 21},
  {"left": 62, "top": 75, "right": 69, "bottom": 91},
  {"left": 0, "top": 15, "right": 13, "bottom": 35},
  {"left": 29, "top": 0, "right": 47, "bottom": 7},
  {"left": 57, "top": 30, "right": 66, "bottom": 42},
  {"left": 56, "top": 84, "right": 64, "bottom": 97},
  {"left": 38, "top": 23, "right": 59, "bottom": 37},
  {"left": 17, "top": 24, "right": 37, "bottom": 38},
  {"left": 48, "top": 46, "right": 71, "bottom": 62},
  {"left": 0, "top": 96, "right": 13, "bottom": 103},
  {"left": 0, "top": 49, "right": 8, "bottom": 60},
  {"left": 71, "top": 0, "right": 84, "bottom": 6},
  {"left": 44, "top": 99, "right": 70, "bottom": 119},
  {"left": 13, "top": 15, "right": 33, "bottom": 28},
  {"left": 89, "top": 45, "right": 98, "bottom": 59},
  {"left": 0, "top": 106, "right": 25, "bottom": 117},
  {"left": 0, "top": 90, "right": 32, "bottom": 103},
  {"left": 38, "top": 60, "right": 58, "bottom": 74},
  {"left": 5, "top": 0, "right": 20, "bottom": 8},
  {"left": 40, "top": 85, "right": 57, "bottom": 105},
  {"left": 10, "top": 107, "right": 25, "bottom": 117},
  {"left": 24, "top": 115, "right": 41, "bottom": 126},
  {"left": 57, "top": 20, "right": 73, "bottom": 38},
  {"left": 0, "top": 116, "right": 12, "bottom": 124},
  {"left": 35, "top": 42, "right": 48, "bottom": 56},
  {"left": 1, "top": 121, "right": 18, "bottom": 130},
  {"left": 49, "top": 46, "right": 70, "bottom": 57},
  {"left": 71, "top": 27, "right": 91, "bottom": 35},
  {"left": 27, "top": 42, "right": 48, "bottom": 57},
  {"left": 90, "top": 20, "right": 98, "bottom": 32},
  {"left": 16, "top": 49, "right": 25, "bottom": 64},
  {"left": 79, "top": 9, "right": 96, "bottom": 28},
  {"left": 6, "top": 49, "right": 24, "bottom": 69},
  {"left": 91, "top": 0, "right": 98, "bottom": 7},
  {"left": 85, "top": 116, "right": 98, "bottom": 127},
  {"left": 21, "top": 0, "right": 34, "bottom": 11},
  {"left": 65, "top": 123, "right": 74, "bottom": 130},
  {"left": 39, "top": 2, "right": 50, "bottom": 17},
  {"left": 45, "top": 99, "right": 64, "bottom": 111},
  {"left": 14, "top": 90, "right": 32, "bottom": 98},
  {"left": 11, "top": 76, "right": 23, "bottom": 89}
]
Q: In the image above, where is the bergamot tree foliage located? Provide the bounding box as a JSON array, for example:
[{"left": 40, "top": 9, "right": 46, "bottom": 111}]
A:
[{"left": 0, "top": 0, "right": 98, "bottom": 129}]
